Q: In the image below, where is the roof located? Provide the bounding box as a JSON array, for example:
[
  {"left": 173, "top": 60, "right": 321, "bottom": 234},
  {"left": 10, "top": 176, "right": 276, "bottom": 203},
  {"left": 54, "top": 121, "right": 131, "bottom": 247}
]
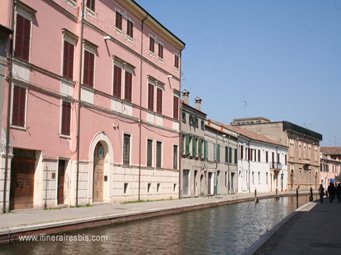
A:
[
  {"left": 320, "top": 147, "right": 341, "bottom": 155},
  {"left": 282, "top": 121, "right": 322, "bottom": 141},
  {"left": 182, "top": 102, "right": 207, "bottom": 117},
  {"left": 224, "top": 125, "right": 287, "bottom": 148}
]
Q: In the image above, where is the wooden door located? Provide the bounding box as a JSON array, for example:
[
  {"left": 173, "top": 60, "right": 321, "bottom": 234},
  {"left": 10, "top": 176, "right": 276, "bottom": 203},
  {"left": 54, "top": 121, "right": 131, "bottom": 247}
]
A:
[
  {"left": 93, "top": 143, "right": 104, "bottom": 202},
  {"left": 10, "top": 157, "right": 35, "bottom": 210},
  {"left": 57, "top": 160, "right": 65, "bottom": 205}
]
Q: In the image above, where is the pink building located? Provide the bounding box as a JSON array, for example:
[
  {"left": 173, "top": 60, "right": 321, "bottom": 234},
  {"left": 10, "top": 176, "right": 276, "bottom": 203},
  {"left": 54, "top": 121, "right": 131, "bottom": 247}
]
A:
[
  {"left": 0, "top": 0, "right": 185, "bottom": 212},
  {"left": 320, "top": 147, "right": 341, "bottom": 188}
]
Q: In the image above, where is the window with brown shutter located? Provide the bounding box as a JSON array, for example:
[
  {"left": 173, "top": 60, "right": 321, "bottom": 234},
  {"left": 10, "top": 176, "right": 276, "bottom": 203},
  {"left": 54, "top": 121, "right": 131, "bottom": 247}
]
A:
[
  {"left": 147, "top": 139, "right": 153, "bottom": 167},
  {"left": 174, "top": 55, "right": 179, "bottom": 68},
  {"left": 61, "top": 101, "right": 71, "bottom": 136},
  {"left": 158, "top": 43, "right": 163, "bottom": 59},
  {"left": 148, "top": 83, "right": 154, "bottom": 111},
  {"left": 12, "top": 86, "right": 26, "bottom": 127},
  {"left": 124, "top": 71, "right": 132, "bottom": 102},
  {"left": 86, "top": 0, "right": 95, "bottom": 11},
  {"left": 116, "top": 11, "right": 122, "bottom": 30},
  {"left": 156, "top": 141, "right": 162, "bottom": 168},
  {"left": 149, "top": 37, "right": 155, "bottom": 53},
  {"left": 83, "top": 50, "right": 94, "bottom": 87},
  {"left": 173, "top": 96, "right": 179, "bottom": 120},
  {"left": 15, "top": 14, "right": 31, "bottom": 62},
  {"left": 127, "top": 20, "right": 133, "bottom": 38},
  {"left": 123, "top": 134, "right": 131, "bottom": 165},
  {"left": 113, "top": 65, "right": 122, "bottom": 98},
  {"left": 63, "top": 41, "right": 74, "bottom": 80},
  {"left": 156, "top": 88, "right": 162, "bottom": 114}
]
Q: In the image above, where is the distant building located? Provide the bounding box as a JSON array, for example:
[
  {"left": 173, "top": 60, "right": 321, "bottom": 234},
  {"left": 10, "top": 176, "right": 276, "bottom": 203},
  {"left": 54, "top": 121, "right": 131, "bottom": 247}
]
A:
[
  {"left": 232, "top": 117, "right": 322, "bottom": 191},
  {"left": 320, "top": 147, "right": 341, "bottom": 188},
  {"left": 181, "top": 90, "right": 207, "bottom": 197},
  {"left": 225, "top": 125, "right": 288, "bottom": 193},
  {"left": 205, "top": 120, "right": 238, "bottom": 195}
]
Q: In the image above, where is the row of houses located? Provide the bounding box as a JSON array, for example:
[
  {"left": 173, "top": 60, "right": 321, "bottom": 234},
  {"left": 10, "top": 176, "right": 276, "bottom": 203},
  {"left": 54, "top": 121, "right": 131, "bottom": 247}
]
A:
[{"left": 0, "top": 0, "right": 338, "bottom": 213}]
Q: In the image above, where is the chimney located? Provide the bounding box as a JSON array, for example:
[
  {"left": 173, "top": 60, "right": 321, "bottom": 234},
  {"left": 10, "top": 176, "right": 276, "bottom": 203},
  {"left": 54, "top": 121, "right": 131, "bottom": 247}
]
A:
[
  {"left": 195, "top": 96, "right": 202, "bottom": 111},
  {"left": 182, "top": 89, "right": 190, "bottom": 104}
]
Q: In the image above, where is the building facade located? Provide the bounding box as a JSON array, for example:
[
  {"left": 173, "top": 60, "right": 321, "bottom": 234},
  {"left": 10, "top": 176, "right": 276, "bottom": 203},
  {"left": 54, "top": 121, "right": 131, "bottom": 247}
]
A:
[
  {"left": 225, "top": 125, "right": 288, "bottom": 193},
  {"left": 0, "top": 0, "right": 185, "bottom": 212},
  {"left": 232, "top": 118, "right": 322, "bottom": 191},
  {"left": 180, "top": 91, "right": 207, "bottom": 197},
  {"left": 320, "top": 147, "right": 341, "bottom": 188}
]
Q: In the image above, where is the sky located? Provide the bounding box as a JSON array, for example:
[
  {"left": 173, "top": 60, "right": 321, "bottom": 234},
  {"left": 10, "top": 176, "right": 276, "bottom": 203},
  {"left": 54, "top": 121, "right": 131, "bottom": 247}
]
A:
[{"left": 136, "top": 0, "right": 341, "bottom": 146}]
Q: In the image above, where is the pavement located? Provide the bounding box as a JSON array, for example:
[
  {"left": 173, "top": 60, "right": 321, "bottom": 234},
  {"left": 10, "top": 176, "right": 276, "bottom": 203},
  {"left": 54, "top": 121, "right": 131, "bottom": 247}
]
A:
[
  {"left": 0, "top": 191, "right": 295, "bottom": 243},
  {"left": 245, "top": 197, "right": 341, "bottom": 255}
]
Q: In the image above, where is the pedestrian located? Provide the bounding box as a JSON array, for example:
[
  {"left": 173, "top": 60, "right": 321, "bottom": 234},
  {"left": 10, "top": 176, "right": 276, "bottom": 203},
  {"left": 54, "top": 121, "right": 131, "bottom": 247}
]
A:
[
  {"left": 336, "top": 183, "right": 341, "bottom": 202},
  {"left": 318, "top": 184, "right": 325, "bottom": 203},
  {"left": 328, "top": 182, "right": 336, "bottom": 203}
]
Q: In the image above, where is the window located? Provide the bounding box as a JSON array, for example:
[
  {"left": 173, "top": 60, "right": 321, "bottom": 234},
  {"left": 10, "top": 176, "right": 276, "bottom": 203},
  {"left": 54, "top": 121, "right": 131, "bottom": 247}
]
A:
[
  {"left": 156, "top": 88, "right": 162, "bottom": 114},
  {"left": 225, "top": 146, "right": 228, "bottom": 163},
  {"left": 252, "top": 172, "right": 254, "bottom": 184},
  {"left": 204, "top": 140, "right": 208, "bottom": 160},
  {"left": 123, "top": 134, "right": 131, "bottom": 165},
  {"left": 192, "top": 137, "right": 197, "bottom": 157},
  {"left": 258, "top": 172, "right": 260, "bottom": 184},
  {"left": 147, "top": 139, "right": 153, "bottom": 167},
  {"left": 83, "top": 49, "right": 95, "bottom": 87},
  {"left": 285, "top": 154, "right": 287, "bottom": 165},
  {"left": 15, "top": 14, "right": 31, "bottom": 61},
  {"left": 234, "top": 149, "right": 238, "bottom": 164},
  {"left": 63, "top": 41, "right": 74, "bottom": 80},
  {"left": 11, "top": 86, "right": 26, "bottom": 127},
  {"left": 198, "top": 139, "right": 203, "bottom": 158},
  {"left": 115, "top": 11, "right": 122, "bottom": 30},
  {"left": 266, "top": 172, "right": 269, "bottom": 185},
  {"left": 229, "top": 147, "right": 232, "bottom": 163},
  {"left": 61, "top": 101, "right": 71, "bottom": 136},
  {"left": 173, "top": 96, "right": 179, "bottom": 120},
  {"left": 148, "top": 83, "right": 154, "bottom": 111},
  {"left": 266, "top": 151, "right": 269, "bottom": 163},
  {"left": 86, "top": 0, "right": 95, "bottom": 11},
  {"left": 127, "top": 19, "right": 133, "bottom": 38},
  {"left": 158, "top": 43, "right": 163, "bottom": 59},
  {"left": 182, "top": 111, "right": 186, "bottom": 123},
  {"left": 240, "top": 145, "right": 244, "bottom": 159},
  {"left": 173, "top": 145, "right": 178, "bottom": 169},
  {"left": 113, "top": 65, "right": 122, "bottom": 98},
  {"left": 124, "top": 71, "right": 132, "bottom": 102},
  {"left": 216, "top": 144, "right": 220, "bottom": 162},
  {"left": 174, "top": 54, "right": 179, "bottom": 68},
  {"left": 156, "top": 141, "right": 162, "bottom": 168},
  {"left": 277, "top": 153, "right": 280, "bottom": 164},
  {"left": 258, "top": 150, "right": 261, "bottom": 162},
  {"left": 201, "top": 120, "right": 205, "bottom": 130},
  {"left": 149, "top": 37, "right": 155, "bottom": 53}
]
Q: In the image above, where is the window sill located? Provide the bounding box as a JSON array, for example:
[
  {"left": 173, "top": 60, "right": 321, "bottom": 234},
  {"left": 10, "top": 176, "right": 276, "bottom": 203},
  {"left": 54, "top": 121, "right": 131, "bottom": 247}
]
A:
[
  {"left": 125, "top": 35, "right": 133, "bottom": 43},
  {"left": 148, "top": 51, "right": 155, "bottom": 57},
  {"left": 10, "top": 125, "right": 26, "bottom": 131},
  {"left": 158, "top": 57, "right": 164, "bottom": 63},
  {"left": 115, "top": 27, "right": 123, "bottom": 35},
  {"left": 59, "top": 134, "right": 71, "bottom": 139},
  {"left": 85, "top": 7, "right": 96, "bottom": 18}
]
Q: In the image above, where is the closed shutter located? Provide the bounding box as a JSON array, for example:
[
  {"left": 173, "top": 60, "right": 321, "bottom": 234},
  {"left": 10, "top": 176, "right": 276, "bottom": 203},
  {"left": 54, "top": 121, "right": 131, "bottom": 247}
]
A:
[
  {"left": 204, "top": 140, "right": 208, "bottom": 160},
  {"left": 113, "top": 65, "right": 122, "bottom": 98},
  {"left": 12, "top": 86, "right": 26, "bottom": 127},
  {"left": 63, "top": 41, "right": 74, "bottom": 80},
  {"left": 148, "top": 83, "right": 154, "bottom": 111},
  {"left": 15, "top": 14, "right": 31, "bottom": 61},
  {"left": 61, "top": 101, "right": 71, "bottom": 136},
  {"left": 116, "top": 11, "right": 122, "bottom": 30},
  {"left": 173, "top": 96, "right": 179, "bottom": 120},
  {"left": 156, "top": 88, "right": 162, "bottom": 114},
  {"left": 147, "top": 139, "right": 152, "bottom": 167},
  {"left": 156, "top": 141, "right": 162, "bottom": 168},
  {"left": 217, "top": 144, "right": 220, "bottom": 162},
  {"left": 83, "top": 50, "right": 94, "bottom": 87},
  {"left": 185, "top": 135, "right": 190, "bottom": 156},
  {"left": 198, "top": 139, "right": 202, "bottom": 158},
  {"left": 149, "top": 37, "right": 154, "bottom": 52},
  {"left": 124, "top": 71, "right": 132, "bottom": 102}
]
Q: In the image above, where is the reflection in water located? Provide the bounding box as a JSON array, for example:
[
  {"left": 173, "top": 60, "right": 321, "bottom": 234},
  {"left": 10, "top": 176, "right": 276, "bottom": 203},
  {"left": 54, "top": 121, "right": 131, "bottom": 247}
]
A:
[{"left": 1, "top": 196, "right": 309, "bottom": 255}]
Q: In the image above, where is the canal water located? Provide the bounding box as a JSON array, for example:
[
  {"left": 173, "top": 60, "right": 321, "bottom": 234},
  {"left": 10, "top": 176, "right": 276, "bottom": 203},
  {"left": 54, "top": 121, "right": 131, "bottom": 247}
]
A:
[{"left": 1, "top": 196, "right": 311, "bottom": 255}]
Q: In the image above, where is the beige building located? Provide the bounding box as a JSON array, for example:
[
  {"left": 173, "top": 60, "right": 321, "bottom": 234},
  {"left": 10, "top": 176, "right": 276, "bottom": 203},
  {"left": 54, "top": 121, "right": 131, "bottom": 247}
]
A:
[{"left": 232, "top": 118, "right": 322, "bottom": 191}]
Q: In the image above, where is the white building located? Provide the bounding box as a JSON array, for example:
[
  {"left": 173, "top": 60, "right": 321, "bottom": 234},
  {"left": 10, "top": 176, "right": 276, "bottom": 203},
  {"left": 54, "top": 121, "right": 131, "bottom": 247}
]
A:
[{"left": 225, "top": 125, "right": 288, "bottom": 193}]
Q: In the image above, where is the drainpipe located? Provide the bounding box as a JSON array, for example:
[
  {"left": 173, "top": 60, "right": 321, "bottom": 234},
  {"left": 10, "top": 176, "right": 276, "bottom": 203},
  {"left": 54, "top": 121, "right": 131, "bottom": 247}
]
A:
[
  {"left": 138, "top": 14, "right": 148, "bottom": 201},
  {"left": 3, "top": 0, "right": 15, "bottom": 214},
  {"left": 178, "top": 46, "right": 185, "bottom": 199},
  {"left": 75, "top": 0, "right": 85, "bottom": 207}
]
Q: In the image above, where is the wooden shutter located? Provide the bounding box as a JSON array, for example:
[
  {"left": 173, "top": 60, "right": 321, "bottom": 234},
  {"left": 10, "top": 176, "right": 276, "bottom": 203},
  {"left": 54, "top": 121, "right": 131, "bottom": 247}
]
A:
[
  {"left": 175, "top": 55, "right": 179, "bottom": 68},
  {"left": 147, "top": 139, "right": 152, "bottom": 167},
  {"left": 156, "top": 88, "right": 162, "bottom": 114},
  {"left": 158, "top": 43, "right": 163, "bottom": 58},
  {"left": 127, "top": 20, "right": 133, "bottom": 38},
  {"left": 83, "top": 50, "right": 94, "bottom": 87},
  {"left": 15, "top": 14, "right": 31, "bottom": 61},
  {"left": 86, "top": 0, "right": 95, "bottom": 11},
  {"left": 116, "top": 11, "right": 122, "bottom": 30},
  {"left": 12, "top": 86, "right": 26, "bottom": 127},
  {"left": 113, "top": 65, "right": 122, "bottom": 98},
  {"left": 173, "top": 96, "right": 179, "bottom": 120},
  {"left": 61, "top": 101, "right": 71, "bottom": 136},
  {"left": 156, "top": 141, "right": 162, "bottom": 168},
  {"left": 149, "top": 37, "right": 154, "bottom": 52},
  {"left": 63, "top": 41, "right": 74, "bottom": 80},
  {"left": 124, "top": 71, "right": 132, "bottom": 102},
  {"left": 148, "top": 83, "right": 154, "bottom": 111}
]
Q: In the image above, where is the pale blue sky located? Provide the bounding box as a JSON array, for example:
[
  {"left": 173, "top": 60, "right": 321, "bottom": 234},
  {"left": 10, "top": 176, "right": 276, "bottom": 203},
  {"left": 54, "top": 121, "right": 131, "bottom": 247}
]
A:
[{"left": 137, "top": 0, "right": 341, "bottom": 146}]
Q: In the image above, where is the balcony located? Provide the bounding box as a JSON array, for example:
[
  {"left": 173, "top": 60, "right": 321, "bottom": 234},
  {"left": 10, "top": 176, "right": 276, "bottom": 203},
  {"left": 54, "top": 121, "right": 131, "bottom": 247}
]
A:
[{"left": 270, "top": 162, "right": 282, "bottom": 172}]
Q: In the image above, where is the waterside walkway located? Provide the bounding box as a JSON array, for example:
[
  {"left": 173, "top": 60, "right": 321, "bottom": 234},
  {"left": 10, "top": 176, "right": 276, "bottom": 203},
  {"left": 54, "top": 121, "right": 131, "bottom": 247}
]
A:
[
  {"left": 0, "top": 191, "right": 302, "bottom": 244},
  {"left": 245, "top": 198, "right": 341, "bottom": 255}
]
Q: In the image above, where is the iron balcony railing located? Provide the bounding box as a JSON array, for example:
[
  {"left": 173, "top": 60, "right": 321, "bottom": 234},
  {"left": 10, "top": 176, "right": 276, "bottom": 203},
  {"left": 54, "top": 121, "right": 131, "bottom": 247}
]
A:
[{"left": 270, "top": 162, "right": 282, "bottom": 171}]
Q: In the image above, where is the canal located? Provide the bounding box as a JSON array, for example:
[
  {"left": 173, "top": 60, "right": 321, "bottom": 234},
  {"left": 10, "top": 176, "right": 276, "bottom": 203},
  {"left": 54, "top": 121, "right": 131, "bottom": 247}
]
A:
[{"left": 1, "top": 196, "right": 310, "bottom": 255}]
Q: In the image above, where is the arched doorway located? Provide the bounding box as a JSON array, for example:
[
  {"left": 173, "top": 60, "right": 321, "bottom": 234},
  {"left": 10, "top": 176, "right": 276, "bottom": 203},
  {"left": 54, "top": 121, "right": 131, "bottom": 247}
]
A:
[{"left": 93, "top": 142, "right": 106, "bottom": 202}]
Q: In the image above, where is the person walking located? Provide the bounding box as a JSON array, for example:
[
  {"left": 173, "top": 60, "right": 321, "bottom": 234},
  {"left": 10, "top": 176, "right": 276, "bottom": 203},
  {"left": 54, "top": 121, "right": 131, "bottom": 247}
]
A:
[
  {"left": 318, "top": 184, "right": 325, "bottom": 203},
  {"left": 336, "top": 183, "right": 341, "bottom": 202},
  {"left": 328, "top": 182, "right": 336, "bottom": 203}
]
